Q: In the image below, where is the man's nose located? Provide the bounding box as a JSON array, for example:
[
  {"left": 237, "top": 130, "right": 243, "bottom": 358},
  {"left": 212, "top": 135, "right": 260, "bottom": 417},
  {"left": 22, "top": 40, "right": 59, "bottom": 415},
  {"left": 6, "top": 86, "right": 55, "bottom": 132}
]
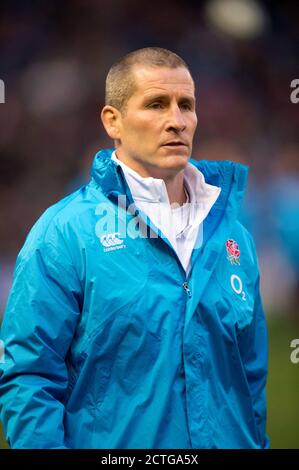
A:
[{"left": 166, "top": 105, "right": 186, "bottom": 132}]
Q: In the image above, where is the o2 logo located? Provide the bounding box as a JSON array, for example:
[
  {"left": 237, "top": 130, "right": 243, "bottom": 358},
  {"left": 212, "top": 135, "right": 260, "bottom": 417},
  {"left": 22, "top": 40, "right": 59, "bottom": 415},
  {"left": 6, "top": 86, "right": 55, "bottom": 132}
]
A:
[{"left": 230, "top": 274, "right": 246, "bottom": 301}]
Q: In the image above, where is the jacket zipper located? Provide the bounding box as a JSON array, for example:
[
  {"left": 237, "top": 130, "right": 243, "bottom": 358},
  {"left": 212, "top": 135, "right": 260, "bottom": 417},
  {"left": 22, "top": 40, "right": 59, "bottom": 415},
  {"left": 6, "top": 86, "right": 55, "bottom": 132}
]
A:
[{"left": 182, "top": 281, "right": 192, "bottom": 298}]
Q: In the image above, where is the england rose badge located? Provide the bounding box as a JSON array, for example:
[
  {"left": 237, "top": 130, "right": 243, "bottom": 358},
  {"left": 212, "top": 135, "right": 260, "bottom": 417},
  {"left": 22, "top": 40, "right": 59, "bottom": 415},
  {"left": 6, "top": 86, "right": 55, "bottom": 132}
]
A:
[{"left": 226, "top": 239, "right": 240, "bottom": 265}]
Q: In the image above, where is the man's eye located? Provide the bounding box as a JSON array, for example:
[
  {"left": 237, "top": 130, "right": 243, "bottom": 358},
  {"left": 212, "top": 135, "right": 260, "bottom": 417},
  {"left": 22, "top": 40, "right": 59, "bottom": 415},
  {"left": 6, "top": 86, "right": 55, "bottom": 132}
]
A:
[
  {"left": 180, "top": 103, "right": 192, "bottom": 110},
  {"left": 148, "top": 102, "right": 164, "bottom": 109}
]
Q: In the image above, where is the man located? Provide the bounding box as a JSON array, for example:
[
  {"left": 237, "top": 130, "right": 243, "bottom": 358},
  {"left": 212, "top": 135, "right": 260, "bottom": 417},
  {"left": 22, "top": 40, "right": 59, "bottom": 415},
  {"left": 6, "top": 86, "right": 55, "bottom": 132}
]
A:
[{"left": 0, "top": 47, "right": 269, "bottom": 448}]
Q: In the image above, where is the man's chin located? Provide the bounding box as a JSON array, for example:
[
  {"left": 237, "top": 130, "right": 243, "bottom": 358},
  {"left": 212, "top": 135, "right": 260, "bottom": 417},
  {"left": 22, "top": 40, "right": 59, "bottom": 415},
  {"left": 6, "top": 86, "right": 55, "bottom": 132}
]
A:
[
  {"left": 162, "top": 152, "right": 190, "bottom": 169},
  {"left": 151, "top": 155, "right": 188, "bottom": 179}
]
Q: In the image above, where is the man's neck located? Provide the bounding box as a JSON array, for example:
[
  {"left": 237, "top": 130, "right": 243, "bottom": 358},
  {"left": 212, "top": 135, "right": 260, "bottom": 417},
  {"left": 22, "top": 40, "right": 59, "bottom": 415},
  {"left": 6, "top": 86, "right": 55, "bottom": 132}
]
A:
[
  {"left": 164, "top": 172, "right": 187, "bottom": 206},
  {"left": 114, "top": 151, "right": 187, "bottom": 206}
]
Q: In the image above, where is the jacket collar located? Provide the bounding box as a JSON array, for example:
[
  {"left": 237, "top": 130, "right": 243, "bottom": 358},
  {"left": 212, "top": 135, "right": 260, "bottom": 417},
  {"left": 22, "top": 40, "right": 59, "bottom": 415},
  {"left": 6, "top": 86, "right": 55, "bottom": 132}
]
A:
[
  {"left": 90, "top": 148, "right": 131, "bottom": 202},
  {"left": 90, "top": 148, "right": 248, "bottom": 216}
]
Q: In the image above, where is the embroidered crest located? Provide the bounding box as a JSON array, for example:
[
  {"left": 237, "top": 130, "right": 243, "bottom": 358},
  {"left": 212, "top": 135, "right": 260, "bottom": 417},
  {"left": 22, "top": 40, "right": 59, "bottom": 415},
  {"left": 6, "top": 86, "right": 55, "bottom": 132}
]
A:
[{"left": 226, "top": 239, "right": 240, "bottom": 265}]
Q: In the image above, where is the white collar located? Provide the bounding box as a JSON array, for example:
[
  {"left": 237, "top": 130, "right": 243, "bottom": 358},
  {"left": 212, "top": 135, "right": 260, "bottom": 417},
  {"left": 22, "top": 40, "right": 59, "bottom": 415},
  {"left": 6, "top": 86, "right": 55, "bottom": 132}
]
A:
[
  {"left": 111, "top": 150, "right": 220, "bottom": 209},
  {"left": 111, "top": 151, "right": 169, "bottom": 204}
]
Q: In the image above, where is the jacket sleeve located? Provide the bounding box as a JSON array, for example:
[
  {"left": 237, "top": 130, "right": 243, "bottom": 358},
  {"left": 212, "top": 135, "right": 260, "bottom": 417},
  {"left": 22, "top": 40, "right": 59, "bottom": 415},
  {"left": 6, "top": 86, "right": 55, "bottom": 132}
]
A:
[
  {"left": 238, "top": 238, "right": 270, "bottom": 448},
  {"left": 0, "top": 220, "right": 82, "bottom": 448}
]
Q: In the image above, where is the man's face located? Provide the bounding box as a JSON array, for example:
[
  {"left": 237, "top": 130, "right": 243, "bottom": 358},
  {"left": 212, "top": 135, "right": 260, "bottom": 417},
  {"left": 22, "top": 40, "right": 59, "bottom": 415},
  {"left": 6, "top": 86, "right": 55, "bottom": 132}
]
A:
[{"left": 114, "top": 65, "right": 197, "bottom": 178}]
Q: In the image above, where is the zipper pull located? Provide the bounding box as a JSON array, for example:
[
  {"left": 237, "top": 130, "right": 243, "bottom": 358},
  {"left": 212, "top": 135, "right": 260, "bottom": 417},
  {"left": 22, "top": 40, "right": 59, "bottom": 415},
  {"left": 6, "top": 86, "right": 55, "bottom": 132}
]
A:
[{"left": 182, "top": 282, "right": 192, "bottom": 298}]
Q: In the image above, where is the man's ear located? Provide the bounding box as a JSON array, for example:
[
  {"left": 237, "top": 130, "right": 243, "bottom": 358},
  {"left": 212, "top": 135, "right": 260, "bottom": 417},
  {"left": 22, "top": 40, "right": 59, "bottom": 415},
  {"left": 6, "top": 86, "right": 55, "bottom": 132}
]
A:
[{"left": 101, "top": 105, "right": 122, "bottom": 140}]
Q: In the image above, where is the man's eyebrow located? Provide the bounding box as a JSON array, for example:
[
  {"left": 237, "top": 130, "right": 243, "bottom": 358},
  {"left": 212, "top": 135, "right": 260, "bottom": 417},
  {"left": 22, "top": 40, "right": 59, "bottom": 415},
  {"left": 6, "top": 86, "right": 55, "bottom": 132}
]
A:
[
  {"left": 179, "top": 96, "right": 195, "bottom": 105},
  {"left": 142, "top": 94, "right": 169, "bottom": 103},
  {"left": 143, "top": 94, "right": 195, "bottom": 104}
]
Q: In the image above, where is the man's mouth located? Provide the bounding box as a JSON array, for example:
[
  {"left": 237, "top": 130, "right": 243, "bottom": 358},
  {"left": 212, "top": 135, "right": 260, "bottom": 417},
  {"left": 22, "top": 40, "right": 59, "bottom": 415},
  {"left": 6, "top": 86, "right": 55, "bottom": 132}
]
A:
[{"left": 162, "top": 141, "right": 187, "bottom": 147}]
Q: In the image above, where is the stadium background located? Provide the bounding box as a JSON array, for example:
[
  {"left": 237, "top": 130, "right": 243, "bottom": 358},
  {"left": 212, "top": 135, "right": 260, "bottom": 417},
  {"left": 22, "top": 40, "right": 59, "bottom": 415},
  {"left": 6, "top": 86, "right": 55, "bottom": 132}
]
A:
[{"left": 0, "top": 0, "right": 298, "bottom": 448}]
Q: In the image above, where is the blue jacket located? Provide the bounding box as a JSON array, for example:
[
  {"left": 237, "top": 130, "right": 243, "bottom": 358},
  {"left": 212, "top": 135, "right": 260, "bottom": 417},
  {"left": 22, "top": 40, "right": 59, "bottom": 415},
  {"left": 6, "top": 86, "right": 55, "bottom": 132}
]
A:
[{"left": 0, "top": 148, "right": 269, "bottom": 448}]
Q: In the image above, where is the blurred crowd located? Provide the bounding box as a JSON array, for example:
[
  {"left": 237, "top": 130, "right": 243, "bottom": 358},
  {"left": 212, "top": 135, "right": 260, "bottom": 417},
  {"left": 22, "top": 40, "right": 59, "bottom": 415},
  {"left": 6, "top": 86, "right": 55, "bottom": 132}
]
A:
[{"left": 0, "top": 0, "right": 298, "bottom": 316}]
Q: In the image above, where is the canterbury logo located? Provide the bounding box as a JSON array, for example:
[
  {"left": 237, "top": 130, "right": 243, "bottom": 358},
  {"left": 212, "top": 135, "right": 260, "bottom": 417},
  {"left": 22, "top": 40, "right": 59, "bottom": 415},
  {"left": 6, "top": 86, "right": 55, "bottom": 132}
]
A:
[
  {"left": 99, "top": 232, "right": 126, "bottom": 252},
  {"left": 100, "top": 232, "right": 123, "bottom": 247}
]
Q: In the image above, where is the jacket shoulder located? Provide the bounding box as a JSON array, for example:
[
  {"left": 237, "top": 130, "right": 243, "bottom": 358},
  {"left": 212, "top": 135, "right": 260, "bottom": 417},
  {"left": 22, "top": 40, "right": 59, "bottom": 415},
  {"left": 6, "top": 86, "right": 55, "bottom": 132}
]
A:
[
  {"left": 233, "top": 219, "right": 259, "bottom": 268},
  {"left": 18, "top": 186, "right": 88, "bottom": 260}
]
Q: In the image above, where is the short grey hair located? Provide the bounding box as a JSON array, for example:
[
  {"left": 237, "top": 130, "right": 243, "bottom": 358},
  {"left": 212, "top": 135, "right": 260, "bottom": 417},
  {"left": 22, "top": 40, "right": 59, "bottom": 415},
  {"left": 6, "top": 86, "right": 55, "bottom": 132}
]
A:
[{"left": 105, "top": 47, "right": 193, "bottom": 114}]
